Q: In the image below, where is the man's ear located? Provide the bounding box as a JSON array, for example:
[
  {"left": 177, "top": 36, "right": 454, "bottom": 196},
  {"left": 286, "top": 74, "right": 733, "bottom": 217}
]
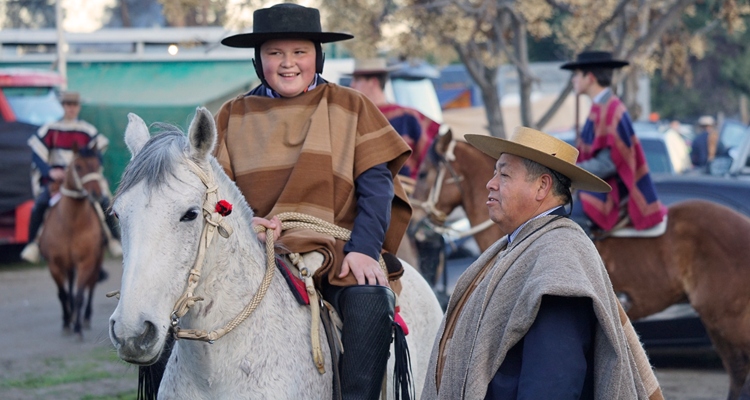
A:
[{"left": 536, "top": 173, "right": 554, "bottom": 201}]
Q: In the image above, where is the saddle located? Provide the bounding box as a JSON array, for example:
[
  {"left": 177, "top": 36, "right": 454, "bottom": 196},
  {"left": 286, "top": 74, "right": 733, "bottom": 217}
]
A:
[{"left": 592, "top": 214, "right": 668, "bottom": 239}]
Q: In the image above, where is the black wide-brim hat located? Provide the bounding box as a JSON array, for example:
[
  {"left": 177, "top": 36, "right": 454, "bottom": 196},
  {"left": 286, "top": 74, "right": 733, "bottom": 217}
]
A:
[
  {"left": 221, "top": 3, "right": 353, "bottom": 48},
  {"left": 560, "top": 51, "right": 629, "bottom": 70}
]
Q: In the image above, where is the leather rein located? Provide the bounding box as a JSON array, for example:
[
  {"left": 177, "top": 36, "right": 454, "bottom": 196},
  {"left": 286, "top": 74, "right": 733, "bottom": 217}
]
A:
[{"left": 411, "top": 137, "right": 494, "bottom": 240}]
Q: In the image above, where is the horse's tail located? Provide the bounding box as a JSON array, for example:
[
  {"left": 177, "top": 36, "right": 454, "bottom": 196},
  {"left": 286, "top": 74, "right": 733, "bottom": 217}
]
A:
[
  {"left": 137, "top": 332, "right": 175, "bottom": 400},
  {"left": 392, "top": 322, "right": 414, "bottom": 400}
]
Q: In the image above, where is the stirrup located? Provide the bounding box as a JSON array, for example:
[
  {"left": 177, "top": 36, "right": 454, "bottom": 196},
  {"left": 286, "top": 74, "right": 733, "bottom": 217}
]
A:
[{"left": 20, "top": 242, "right": 41, "bottom": 263}]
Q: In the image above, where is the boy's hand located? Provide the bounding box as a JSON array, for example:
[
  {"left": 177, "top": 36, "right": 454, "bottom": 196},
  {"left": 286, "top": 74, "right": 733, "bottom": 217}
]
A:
[
  {"left": 252, "top": 215, "right": 281, "bottom": 243},
  {"left": 340, "top": 251, "right": 388, "bottom": 286}
]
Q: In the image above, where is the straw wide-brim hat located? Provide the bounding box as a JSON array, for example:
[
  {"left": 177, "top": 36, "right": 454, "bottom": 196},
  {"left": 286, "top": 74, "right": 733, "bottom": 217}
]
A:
[
  {"left": 345, "top": 58, "right": 400, "bottom": 76},
  {"left": 560, "top": 51, "right": 629, "bottom": 70},
  {"left": 465, "top": 127, "right": 612, "bottom": 193},
  {"left": 221, "top": 3, "right": 353, "bottom": 48}
]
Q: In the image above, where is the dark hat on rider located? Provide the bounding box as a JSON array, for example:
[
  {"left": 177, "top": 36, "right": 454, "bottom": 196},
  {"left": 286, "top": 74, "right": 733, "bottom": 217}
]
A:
[
  {"left": 560, "top": 51, "right": 629, "bottom": 70},
  {"left": 465, "top": 127, "right": 612, "bottom": 193},
  {"left": 220, "top": 3, "right": 353, "bottom": 48}
]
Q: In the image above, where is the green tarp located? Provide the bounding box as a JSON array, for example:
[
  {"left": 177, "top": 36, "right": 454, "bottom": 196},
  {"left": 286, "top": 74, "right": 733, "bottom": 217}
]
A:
[{"left": 2, "top": 60, "right": 258, "bottom": 190}]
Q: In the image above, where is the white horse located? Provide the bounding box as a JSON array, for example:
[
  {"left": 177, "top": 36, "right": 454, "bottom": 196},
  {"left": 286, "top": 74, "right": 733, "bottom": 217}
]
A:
[{"left": 108, "top": 108, "right": 444, "bottom": 399}]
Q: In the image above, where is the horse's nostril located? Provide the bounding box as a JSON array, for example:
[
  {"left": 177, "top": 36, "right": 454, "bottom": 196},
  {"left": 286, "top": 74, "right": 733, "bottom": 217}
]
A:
[
  {"left": 110, "top": 319, "right": 120, "bottom": 343},
  {"left": 137, "top": 320, "right": 157, "bottom": 348}
]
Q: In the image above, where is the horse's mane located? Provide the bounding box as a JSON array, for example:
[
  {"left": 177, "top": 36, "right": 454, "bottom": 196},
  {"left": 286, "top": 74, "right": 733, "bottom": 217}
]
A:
[
  {"left": 114, "top": 127, "right": 189, "bottom": 201},
  {"left": 114, "top": 123, "right": 255, "bottom": 225}
]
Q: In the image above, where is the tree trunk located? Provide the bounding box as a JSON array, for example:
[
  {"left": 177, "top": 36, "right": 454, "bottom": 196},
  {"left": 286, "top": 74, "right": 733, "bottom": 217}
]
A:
[
  {"left": 455, "top": 45, "right": 505, "bottom": 138},
  {"left": 620, "top": 68, "right": 642, "bottom": 121},
  {"left": 120, "top": 0, "right": 131, "bottom": 28},
  {"left": 513, "top": 19, "right": 533, "bottom": 128}
]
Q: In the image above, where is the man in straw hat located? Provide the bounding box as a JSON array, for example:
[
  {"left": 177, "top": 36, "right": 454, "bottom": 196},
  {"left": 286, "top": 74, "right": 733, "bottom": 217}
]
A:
[
  {"left": 218, "top": 4, "right": 412, "bottom": 399},
  {"left": 422, "top": 126, "right": 663, "bottom": 399},
  {"left": 561, "top": 51, "right": 666, "bottom": 235},
  {"left": 21, "top": 91, "right": 120, "bottom": 269},
  {"left": 348, "top": 58, "right": 440, "bottom": 182},
  {"left": 691, "top": 115, "right": 726, "bottom": 169}
]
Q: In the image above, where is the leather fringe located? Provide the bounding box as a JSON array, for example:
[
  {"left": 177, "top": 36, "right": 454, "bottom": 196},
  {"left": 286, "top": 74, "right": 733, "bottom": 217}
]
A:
[{"left": 392, "top": 322, "right": 414, "bottom": 400}]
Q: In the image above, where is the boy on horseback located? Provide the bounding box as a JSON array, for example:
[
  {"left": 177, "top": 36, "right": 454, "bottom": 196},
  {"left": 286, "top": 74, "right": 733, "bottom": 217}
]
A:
[
  {"left": 561, "top": 51, "right": 667, "bottom": 235},
  {"left": 216, "top": 4, "right": 412, "bottom": 399},
  {"left": 21, "top": 91, "right": 121, "bottom": 268}
]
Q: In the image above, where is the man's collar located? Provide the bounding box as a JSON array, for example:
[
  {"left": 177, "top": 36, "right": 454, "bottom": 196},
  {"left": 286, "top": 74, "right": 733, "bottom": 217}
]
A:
[
  {"left": 508, "top": 205, "right": 564, "bottom": 244},
  {"left": 593, "top": 87, "right": 611, "bottom": 104}
]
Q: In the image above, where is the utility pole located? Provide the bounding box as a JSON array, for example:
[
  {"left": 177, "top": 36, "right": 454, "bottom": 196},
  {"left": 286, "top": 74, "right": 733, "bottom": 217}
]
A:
[{"left": 56, "top": 0, "right": 67, "bottom": 90}]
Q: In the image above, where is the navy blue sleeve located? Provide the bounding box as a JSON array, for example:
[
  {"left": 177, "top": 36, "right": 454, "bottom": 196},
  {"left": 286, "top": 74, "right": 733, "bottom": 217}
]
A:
[
  {"left": 343, "top": 163, "right": 393, "bottom": 260},
  {"left": 517, "top": 295, "right": 595, "bottom": 400}
]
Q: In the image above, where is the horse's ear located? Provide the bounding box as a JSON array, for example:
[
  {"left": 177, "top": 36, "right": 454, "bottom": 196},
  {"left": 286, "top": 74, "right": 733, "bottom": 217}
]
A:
[
  {"left": 436, "top": 125, "right": 453, "bottom": 156},
  {"left": 188, "top": 107, "right": 216, "bottom": 162},
  {"left": 125, "top": 113, "right": 150, "bottom": 159}
]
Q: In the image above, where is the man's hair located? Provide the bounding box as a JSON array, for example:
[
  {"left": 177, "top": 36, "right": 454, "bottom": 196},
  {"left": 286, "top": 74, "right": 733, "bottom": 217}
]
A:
[
  {"left": 522, "top": 158, "right": 572, "bottom": 205},
  {"left": 581, "top": 67, "right": 613, "bottom": 87},
  {"left": 358, "top": 73, "right": 388, "bottom": 90}
]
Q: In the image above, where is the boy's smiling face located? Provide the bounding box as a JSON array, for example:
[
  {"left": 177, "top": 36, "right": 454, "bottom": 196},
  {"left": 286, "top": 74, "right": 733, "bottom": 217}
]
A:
[{"left": 260, "top": 39, "right": 317, "bottom": 98}]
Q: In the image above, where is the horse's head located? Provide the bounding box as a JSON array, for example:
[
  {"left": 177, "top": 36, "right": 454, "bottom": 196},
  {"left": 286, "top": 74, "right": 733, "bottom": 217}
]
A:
[
  {"left": 411, "top": 129, "right": 464, "bottom": 226},
  {"left": 64, "top": 145, "right": 104, "bottom": 201},
  {"left": 108, "top": 107, "right": 246, "bottom": 365}
]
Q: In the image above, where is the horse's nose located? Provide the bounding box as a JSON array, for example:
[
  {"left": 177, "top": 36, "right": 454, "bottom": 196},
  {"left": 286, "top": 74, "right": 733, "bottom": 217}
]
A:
[{"left": 110, "top": 318, "right": 158, "bottom": 350}]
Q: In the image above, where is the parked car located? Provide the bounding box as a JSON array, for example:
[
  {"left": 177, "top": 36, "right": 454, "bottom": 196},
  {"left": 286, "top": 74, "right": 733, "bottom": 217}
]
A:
[{"left": 0, "top": 68, "right": 65, "bottom": 249}]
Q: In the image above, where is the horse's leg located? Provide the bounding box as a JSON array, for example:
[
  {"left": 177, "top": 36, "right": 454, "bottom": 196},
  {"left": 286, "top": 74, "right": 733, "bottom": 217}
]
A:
[
  {"left": 49, "top": 261, "right": 72, "bottom": 333},
  {"left": 740, "top": 371, "right": 750, "bottom": 400},
  {"left": 67, "top": 268, "right": 75, "bottom": 317},
  {"left": 72, "top": 281, "right": 86, "bottom": 338},
  {"left": 57, "top": 280, "right": 71, "bottom": 332},
  {"left": 83, "top": 284, "right": 95, "bottom": 329},
  {"left": 705, "top": 327, "right": 748, "bottom": 400}
]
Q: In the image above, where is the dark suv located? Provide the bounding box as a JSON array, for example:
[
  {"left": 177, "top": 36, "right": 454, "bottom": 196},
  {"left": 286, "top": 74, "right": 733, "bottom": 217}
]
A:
[{"left": 0, "top": 68, "right": 65, "bottom": 248}]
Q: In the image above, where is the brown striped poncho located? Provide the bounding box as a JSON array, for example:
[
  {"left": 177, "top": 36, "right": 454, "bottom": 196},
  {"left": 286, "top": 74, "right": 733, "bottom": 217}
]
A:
[{"left": 214, "top": 83, "right": 412, "bottom": 286}]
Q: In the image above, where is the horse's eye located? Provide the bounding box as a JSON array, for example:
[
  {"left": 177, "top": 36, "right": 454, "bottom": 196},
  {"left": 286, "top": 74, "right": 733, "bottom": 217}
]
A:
[
  {"left": 418, "top": 171, "right": 428, "bottom": 180},
  {"left": 110, "top": 210, "right": 119, "bottom": 220},
  {"left": 180, "top": 209, "right": 200, "bottom": 222}
]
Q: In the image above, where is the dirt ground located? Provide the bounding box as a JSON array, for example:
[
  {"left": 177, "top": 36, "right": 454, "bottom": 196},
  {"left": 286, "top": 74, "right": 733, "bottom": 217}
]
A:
[{"left": 0, "top": 255, "right": 732, "bottom": 399}]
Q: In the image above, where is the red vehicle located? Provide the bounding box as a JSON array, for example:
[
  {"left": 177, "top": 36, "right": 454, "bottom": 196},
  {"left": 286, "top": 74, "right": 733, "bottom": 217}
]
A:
[{"left": 0, "top": 68, "right": 65, "bottom": 249}]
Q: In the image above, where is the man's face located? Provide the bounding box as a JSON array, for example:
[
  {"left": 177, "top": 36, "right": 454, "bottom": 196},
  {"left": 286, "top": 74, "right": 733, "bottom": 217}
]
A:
[
  {"left": 485, "top": 153, "right": 542, "bottom": 234},
  {"left": 260, "top": 39, "right": 317, "bottom": 98},
  {"left": 350, "top": 75, "right": 379, "bottom": 98},
  {"left": 62, "top": 101, "right": 80, "bottom": 120},
  {"left": 571, "top": 70, "right": 592, "bottom": 96}
]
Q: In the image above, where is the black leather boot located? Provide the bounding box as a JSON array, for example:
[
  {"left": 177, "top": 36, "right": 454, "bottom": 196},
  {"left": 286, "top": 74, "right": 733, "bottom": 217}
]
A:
[
  {"left": 336, "top": 285, "right": 395, "bottom": 400},
  {"left": 27, "top": 190, "right": 50, "bottom": 242}
]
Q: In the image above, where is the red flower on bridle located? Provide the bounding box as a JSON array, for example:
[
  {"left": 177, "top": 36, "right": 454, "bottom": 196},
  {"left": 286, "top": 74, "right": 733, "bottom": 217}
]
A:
[{"left": 215, "top": 200, "right": 233, "bottom": 216}]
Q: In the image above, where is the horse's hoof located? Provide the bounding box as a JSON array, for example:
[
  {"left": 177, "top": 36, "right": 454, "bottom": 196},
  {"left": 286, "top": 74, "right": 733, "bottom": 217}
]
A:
[
  {"left": 98, "top": 269, "right": 109, "bottom": 283},
  {"left": 62, "top": 326, "right": 73, "bottom": 336}
]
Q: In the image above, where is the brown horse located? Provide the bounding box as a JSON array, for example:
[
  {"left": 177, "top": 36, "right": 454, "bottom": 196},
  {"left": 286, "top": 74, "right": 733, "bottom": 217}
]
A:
[
  {"left": 39, "top": 147, "right": 106, "bottom": 338},
  {"left": 412, "top": 130, "right": 750, "bottom": 400}
]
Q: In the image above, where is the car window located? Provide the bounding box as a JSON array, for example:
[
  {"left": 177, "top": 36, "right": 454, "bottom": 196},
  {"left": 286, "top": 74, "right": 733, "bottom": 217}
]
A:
[
  {"left": 641, "top": 138, "right": 674, "bottom": 174},
  {"left": 720, "top": 120, "right": 747, "bottom": 150},
  {"left": 391, "top": 78, "right": 443, "bottom": 123},
  {"left": 3, "top": 87, "right": 64, "bottom": 126}
]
